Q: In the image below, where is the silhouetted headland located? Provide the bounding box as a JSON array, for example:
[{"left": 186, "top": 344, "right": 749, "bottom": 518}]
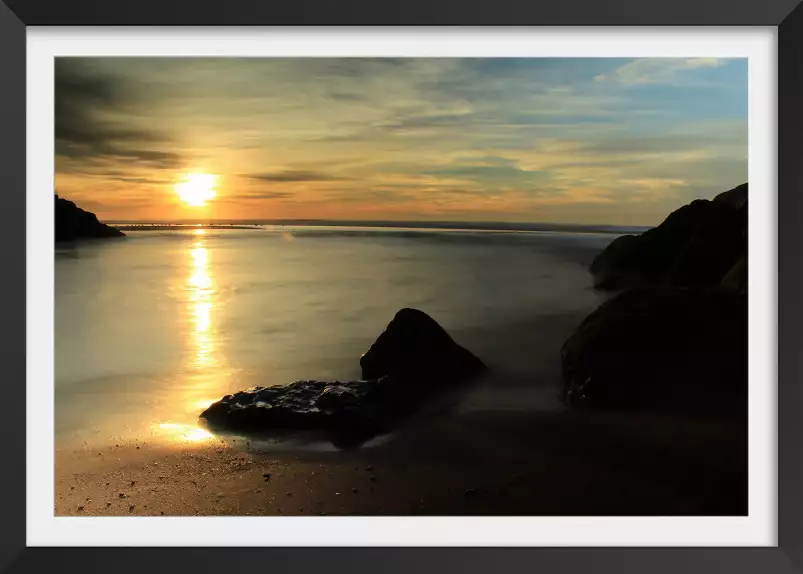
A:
[
  {"left": 589, "top": 183, "right": 747, "bottom": 291},
  {"left": 55, "top": 194, "right": 125, "bottom": 242},
  {"left": 562, "top": 183, "right": 748, "bottom": 414}
]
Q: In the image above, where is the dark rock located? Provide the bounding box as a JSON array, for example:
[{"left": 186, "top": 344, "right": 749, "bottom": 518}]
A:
[
  {"left": 590, "top": 183, "right": 747, "bottom": 290},
  {"left": 200, "top": 372, "right": 448, "bottom": 446},
  {"left": 200, "top": 377, "right": 404, "bottom": 436},
  {"left": 561, "top": 287, "right": 747, "bottom": 414},
  {"left": 359, "top": 308, "right": 486, "bottom": 382},
  {"left": 721, "top": 256, "right": 747, "bottom": 293},
  {"left": 55, "top": 194, "right": 125, "bottom": 242},
  {"left": 713, "top": 183, "right": 747, "bottom": 210}
]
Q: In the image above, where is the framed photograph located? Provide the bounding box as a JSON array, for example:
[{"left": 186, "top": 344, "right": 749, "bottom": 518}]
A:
[{"left": 1, "top": 1, "right": 799, "bottom": 572}]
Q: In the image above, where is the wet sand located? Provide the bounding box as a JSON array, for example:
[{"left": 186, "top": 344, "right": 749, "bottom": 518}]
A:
[{"left": 55, "top": 409, "right": 747, "bottom": 517}]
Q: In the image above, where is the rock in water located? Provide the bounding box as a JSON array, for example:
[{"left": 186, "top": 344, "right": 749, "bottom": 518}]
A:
[
  {"left": 590, "top": 183, "right": 747, "bottom": 290},
  {"left": 560, "top": 287, "right": 747, "bottom": 414},
  {"left": 55, "top": 194, "right": 125, "bottom": 242},
  {"left": 200, "top": 378, "right": 399, "bottom": 435},
  {"left": 359, "top": 308, "right": 487, "bottom": 382}
]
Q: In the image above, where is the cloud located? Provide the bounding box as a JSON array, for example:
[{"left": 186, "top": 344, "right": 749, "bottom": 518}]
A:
[
  {"left": 225, "top": 191, "right": 296, "bottom": 201},
  {"left": 242, "top": 170, "right": 349, "bottom": 182},
  {"left": 55, "top": 59, "right": 181, "bottom": 170},
  {"left": 594, "top": 58, "right": 726, "bottom": 85},
  {"left": 423, "top": 158, "right": 551, "bottom": 186}
]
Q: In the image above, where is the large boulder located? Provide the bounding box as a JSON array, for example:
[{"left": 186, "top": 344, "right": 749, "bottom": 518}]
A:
[
  {"left": 55, "top": 194, "right": 125, "bottom": 242},
  {"left": 200, "top": 377, "right": 411, "bottom": 443},
  {"left": 359, "top": 308, "right": 487, "bottom": 383},
  {"left": 561, "top": 287, "right": 747, "bottom": 414},
  {"left": 590, "top": 183, "right": 747, "bottom": 290}
]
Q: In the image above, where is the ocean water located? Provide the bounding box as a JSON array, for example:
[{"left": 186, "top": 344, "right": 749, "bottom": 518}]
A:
[{"left": 55, "top": 226, "right": 618, "bottom": 448}]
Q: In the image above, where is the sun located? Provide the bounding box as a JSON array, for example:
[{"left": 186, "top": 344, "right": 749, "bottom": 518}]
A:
[{"left": 175, "top": 173, "right": 218, "bottom": 207}]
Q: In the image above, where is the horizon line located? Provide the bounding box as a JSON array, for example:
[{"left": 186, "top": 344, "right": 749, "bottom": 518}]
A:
[{"left": 105, "top": 219, "right": 652, "bottom": 234}]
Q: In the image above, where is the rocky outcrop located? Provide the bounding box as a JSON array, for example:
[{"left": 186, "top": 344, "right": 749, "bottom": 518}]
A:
[
  {"left": 590, "top": 183, "right": 746, "bottom": 290},
  {"left": 360, "top": 308, "right": 487, "bottom": 383},
  {"left": 561, "top": 287, "right": 747, "bottom": 414},
  {"left": 200, "top": 309, "right": 485, "bottom": 445},
  {"left": 200, "top": 377, "right": 402, "bottom": 440},
  {"left": 563, "top": 183, "right": 749, "bottom": 415},
  {"left": 55, "top": 194, "right": 125, "bottom": 242}
]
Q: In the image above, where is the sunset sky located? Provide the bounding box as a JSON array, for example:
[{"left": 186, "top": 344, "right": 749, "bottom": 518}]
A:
[{"left": 54, "top": 57, "right": 747, "bottom": 225}]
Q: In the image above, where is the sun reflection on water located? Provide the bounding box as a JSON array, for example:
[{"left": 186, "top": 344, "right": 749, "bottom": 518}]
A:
[
  {"left": 188, "top": 244, "right": 216, "bottom": 369},
  {"left": 154, "top": 236, "right": 235, "bottom": 440}
]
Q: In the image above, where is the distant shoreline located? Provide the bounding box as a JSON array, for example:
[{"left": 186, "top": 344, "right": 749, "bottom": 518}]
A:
[{"left": 110, "top": 220, "right": 649, "bottom": 235}]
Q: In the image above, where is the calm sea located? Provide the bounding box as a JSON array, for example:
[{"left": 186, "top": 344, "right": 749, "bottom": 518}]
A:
[{"left": 55, "top": 225, "right": 621, "bottom": 448}]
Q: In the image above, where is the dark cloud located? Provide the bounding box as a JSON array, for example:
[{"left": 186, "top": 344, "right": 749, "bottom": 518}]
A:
[
  {"left": 572, "top": 133, "right": 743, "bottom": 155},
  {"left": 381, "top": 113, "right": 475, "bottom": 131},
  {"left": 325, "top": 91, "right": 367, "bottom": 102},
  {"left": 55, "top": 59, "right": 181, "bottom": 170},
  {"left": 243, "top": 170, "right": 349, "bottom": 183},
  {"left": 106, "top": 175, "right": 172, "bottom": 185},
  {"left": 225, "top": 191, "right": 296, "bottom": 200},
  {"left": 423, "top": 162, "right": 550, "bottom": 185}
]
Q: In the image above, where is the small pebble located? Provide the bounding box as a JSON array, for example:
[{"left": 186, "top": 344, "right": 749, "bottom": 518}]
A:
[
  {"left": 106, "top": 503, "right": 111, "bottom": 507},
  {"left": 286, "top": 492, "right": 293, "bottom": 497},
  {"left": 77, "top": 506, "right": 84, "bottom": 512},
  {"left": 263, "top": 473, "right": 271, "bottom": 481},
  {"left": 136, "top": 446, "right": 140, "bottom": 450},
  {"left": 369, "top": 476, "right": 377, "bottom": 482},
  {"left": 129, "top": 505, "right": 135, "bottom": 512},
  {"left": 118, "top": 493, "right": 126, "bottom": 499},
  {"left": 335, "top": 492, "right": 341, "bottom": 496},
  {"left": 365, "top": 466, "right": 373, "bottom": 471},
  {"left": 69, "top": 486, "right": 75, "bottom": 491},
  {"left": 351, "top": 488, "right": 359, "bottom": 494},
  {"left": 465, "top": 488, "right": 477, "bottom": 497},
  {"left": 131, "top": 481, "right": 136, "bottom": 487}
]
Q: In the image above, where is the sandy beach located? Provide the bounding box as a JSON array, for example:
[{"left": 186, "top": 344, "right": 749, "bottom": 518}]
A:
[{"left": 56, "top": 409, "right": 746, "bottom": 517}]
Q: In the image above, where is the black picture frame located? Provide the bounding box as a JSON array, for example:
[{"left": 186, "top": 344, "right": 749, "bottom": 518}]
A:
[{"left": 0, "top": 1, "right": 797, "bottom": 572}]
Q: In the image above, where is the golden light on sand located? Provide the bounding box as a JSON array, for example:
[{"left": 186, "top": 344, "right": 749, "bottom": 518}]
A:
[
  {"left": 155, "top": 422, "right": 215, "bottom": 443},
  {"left": 175, "top": 173, "right": 218, "bottom": 207}
]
